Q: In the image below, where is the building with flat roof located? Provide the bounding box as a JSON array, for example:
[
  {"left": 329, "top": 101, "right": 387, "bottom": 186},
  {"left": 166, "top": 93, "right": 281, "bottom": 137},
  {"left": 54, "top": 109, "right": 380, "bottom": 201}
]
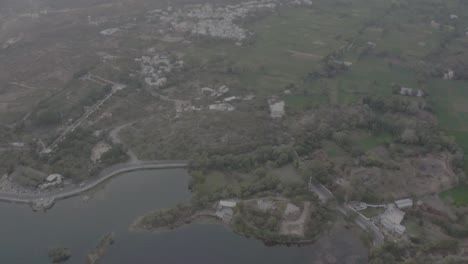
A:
[
  {"left": 395, "top": 198, "right": 413, "bottom": 209},
  {"left": 46, "top": 174, "right": 63, "bottom": 182},
  {"left": 218, "top": 200, "right": 237, "bottom": 209},
  {"left": 380, "top": 205, "right": 406, "bottom": 235}
]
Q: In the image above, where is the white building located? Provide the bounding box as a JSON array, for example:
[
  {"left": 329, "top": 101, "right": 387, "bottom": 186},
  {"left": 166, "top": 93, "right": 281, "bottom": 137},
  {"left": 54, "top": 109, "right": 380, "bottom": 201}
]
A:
[
  {"left": 218, "top": 200, "right": 237, "bottom": 209},
  {"left": 444, "top": 70, "right": 455, "bottom": 80},
  {"left": 269, "top": 100, "right": 285, "bottom": 119},
  {"left": 100, "top": 28, "right": 120, "bottom": 36},
  {"left": 46, "top": 174, "right": 63, "bottom": 182},
  {"left": 216, "top": 200, "right": 237, "bottom": 223},
  {"left": 394, "top": 198, "right": 413, "bottom": 209},
  {"left": 349, "top": 202, "right": 368, "bottom": 211},
  {"left": 209, "top": 103, "right": 235, "bottom": 111},
  {"left": 400, "top": 87, "right": 424, "bottom": 97},
  {"left": 39, "top": 174, "right": 63, "bottom": 190},
  {"left": 380, "top": 205, "right": 406, "bottom": 235},
  {"left": 223, "top": 96, "right": 239, "bottom": 102}
]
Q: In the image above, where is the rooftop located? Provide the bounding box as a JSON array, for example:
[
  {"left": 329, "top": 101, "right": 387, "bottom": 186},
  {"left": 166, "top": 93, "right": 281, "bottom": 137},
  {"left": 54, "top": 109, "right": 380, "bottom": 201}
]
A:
[
  {"left": 219, "top": 200, "right": 237, "bottom": 208},
  {"left": 395, "top": 198, "right": 413, "bottom": 209}
]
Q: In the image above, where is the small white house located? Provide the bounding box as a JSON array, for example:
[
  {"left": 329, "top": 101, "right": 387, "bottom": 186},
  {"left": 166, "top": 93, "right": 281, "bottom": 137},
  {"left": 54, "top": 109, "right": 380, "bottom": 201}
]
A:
[
  {"left": 216, "top": 200, "right": 237, "bottom": 223},
  {"left": 39, "top": 174, "right": 63, "bottom": 190},
  {"left": 348, "top": 201, "right": 367, "bottom": 211},
  {"left": 394, "top": 198, "right": 413, "bottom": 209},
  {"left": 269, "top": 100, "right": 285, "bottom": 119},
  {"left": 218, "top": 200, "right": 237, "bottom": 209},
  {"left": 46, "top": 174, "right": 63, "bottom": 183}
]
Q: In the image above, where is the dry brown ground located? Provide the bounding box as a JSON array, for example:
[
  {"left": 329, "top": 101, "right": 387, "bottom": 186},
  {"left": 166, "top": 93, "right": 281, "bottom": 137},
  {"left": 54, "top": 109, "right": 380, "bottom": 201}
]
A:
[{"left": 347, "top": 153, "right": 457, "bottom": 199}]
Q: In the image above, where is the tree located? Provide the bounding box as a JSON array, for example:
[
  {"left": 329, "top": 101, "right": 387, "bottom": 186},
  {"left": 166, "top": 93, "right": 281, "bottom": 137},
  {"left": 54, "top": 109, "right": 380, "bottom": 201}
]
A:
[{"left": 48, "top": 247, "right": 71, "bottom": 263}]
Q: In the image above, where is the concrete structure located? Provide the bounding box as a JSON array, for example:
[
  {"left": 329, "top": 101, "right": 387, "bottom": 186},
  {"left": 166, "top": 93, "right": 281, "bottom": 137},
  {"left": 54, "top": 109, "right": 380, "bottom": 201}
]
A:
[
  {"left": 216, "top": 200, "right": 237, "bottom": 223},
  {"left": 394, "top": 198, "right": 413, "bottom": 209},
  {"left": 269, "top": 100, "right": 285, "bottom": 119},
  {"left": 223, "top": 96, "right": 238, "bottom": 102},
  {"left": 349, "top": 202, "right": 368, "bottom": 211},
  {"left": 444, "top": 70, "right": 455, "bottom": 80},
  {"left": 256, "top": 199, "right": 275, "bottom": 211},
  {"left": 218, "top": 200, "right": 237, "bottom": 209},
  {"left": 39, "top": 174, "right": 63, "bottom": 190},
  {"left": 100, "top": 28, "right": 120, "bottom": 36},
  {"left": 400, "top": 87, "right": 424, "bottom": 97},
  {"left": 380, "top": 205, "right": 406, "bottom": 235},
  {"left": 46, "top": 174, "right": 63, "bottom": 183},
  {"left": 209, "top": 103, "right": 235, "bottom": 111}
]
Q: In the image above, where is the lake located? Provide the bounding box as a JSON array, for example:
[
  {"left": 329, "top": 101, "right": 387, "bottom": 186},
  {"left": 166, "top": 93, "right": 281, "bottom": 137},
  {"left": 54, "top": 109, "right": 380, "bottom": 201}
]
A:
[{"left": 0, "top": 169, "right": 367, "bottom": 264}]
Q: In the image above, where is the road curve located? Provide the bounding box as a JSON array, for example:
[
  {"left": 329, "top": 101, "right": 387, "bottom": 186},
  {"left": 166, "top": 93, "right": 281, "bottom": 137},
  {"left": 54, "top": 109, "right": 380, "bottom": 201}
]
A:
[
  {"left": 0, "top": 160, "right": 188, "bottom": 205},
  {"left": 309, "top": 182, "right": 385, "bottom": 247}
]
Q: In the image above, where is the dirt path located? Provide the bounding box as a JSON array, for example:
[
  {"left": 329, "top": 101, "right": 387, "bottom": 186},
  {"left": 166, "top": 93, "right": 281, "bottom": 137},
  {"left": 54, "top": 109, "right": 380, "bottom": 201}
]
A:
[{"left": 109, "top": 122, "right": 139, "bottom": 163}]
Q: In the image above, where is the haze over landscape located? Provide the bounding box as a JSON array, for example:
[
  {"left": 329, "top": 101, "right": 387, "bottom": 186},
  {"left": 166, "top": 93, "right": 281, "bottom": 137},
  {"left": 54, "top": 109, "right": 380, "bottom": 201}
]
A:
[{"left": 1, "top": 0, "right": 468, "bottom": 263}]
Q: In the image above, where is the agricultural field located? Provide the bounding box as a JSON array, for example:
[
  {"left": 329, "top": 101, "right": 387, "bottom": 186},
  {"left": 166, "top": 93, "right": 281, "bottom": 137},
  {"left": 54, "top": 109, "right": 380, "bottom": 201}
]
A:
[{"left": 1, "top": 0, "right": 468, "bottom": 261}]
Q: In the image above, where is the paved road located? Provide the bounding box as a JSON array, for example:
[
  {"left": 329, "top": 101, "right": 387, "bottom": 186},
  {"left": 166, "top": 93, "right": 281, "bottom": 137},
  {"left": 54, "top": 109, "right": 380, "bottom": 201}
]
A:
[
  {"left": 337, "top": 205, "right": 385, "bottom": 247},
  {"left": 309, "top": 182, "right": 385, "bottom": 247},
  {"left": 44, "top": 74, "right": 126, "bottom": 152},
  {"left": 0, "top": 160, "right": 188, "bottom": 205}
]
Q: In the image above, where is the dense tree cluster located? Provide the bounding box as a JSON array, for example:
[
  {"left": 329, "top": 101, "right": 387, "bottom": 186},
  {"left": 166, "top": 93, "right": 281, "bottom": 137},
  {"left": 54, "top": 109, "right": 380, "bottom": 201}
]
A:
[
  {"left": 137, "top": 204, "right": 194, "bottom": 230},
  {"left": 233, "top": 202, "right": 282, "bottom": 239},
  {"left": 369, "top": 239, "right": 460, "bottom": 264},
  {"left": 190, "top": 144, "right": 296, "bottom": 172},
  {"left": 48, "top": 247, "right": 71, "bottom": 263}
]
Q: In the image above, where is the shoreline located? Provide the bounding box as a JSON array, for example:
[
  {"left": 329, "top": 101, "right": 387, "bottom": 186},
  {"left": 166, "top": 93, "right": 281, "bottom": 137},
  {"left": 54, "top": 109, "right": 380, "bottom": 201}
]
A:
[
  {"left": 131, "top": 210, "right": 320, "bottom": 246},
  {"left": 0, "top": 160, "right": 188, "bottom": 208}
]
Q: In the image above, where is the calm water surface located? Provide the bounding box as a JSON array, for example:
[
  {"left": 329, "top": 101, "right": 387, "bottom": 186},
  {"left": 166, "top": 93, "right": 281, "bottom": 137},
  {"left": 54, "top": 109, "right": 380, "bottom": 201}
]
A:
[{"left": 0, "top": 169, "right": 367, "bottom": 264}]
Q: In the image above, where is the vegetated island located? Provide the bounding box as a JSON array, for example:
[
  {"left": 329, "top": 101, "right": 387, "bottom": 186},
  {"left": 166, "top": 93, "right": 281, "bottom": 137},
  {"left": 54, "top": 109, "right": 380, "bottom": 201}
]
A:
[
  {"left": 132, "top": 192, "right": 333, "bottom": 244},
  {"left": 86, "top": 232, "right": 115, "bottom": 264}
]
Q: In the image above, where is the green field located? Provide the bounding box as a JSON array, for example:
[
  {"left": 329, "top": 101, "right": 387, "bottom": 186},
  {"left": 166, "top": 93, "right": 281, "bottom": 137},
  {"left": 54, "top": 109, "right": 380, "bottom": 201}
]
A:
[
  {"left": 441, "top": 184, "right": 468, "bottom": 207},
  {"left": 355, "top": 132, "right": 393, "bottom": 151},
  {"left": 428, "top": 79, "right": 468, "bottom": 175},
  {"left": 185, "top": 1, "right": 392, "bottom": 96}
]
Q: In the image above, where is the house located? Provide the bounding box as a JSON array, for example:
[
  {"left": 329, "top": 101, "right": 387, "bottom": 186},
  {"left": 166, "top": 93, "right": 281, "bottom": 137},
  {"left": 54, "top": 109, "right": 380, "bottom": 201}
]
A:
[
  {"left": 216, "top": 200, "right": 237, "bottom": 223},
  {"left": 46, "top": 174, "right": 63, "bottom": 183},
  {"left": 223, "top": 96, "right": 238, "bottom": 102},
  {"left": 268, "top": 100, "right": 285, "bottom": 119},
  {"left": 395, "top": 198, "right": 413, "bottom": 209},
  {"left": 218, "top": 200, "right": 237, "bottom": 210},
  {"left": 444, "top": 70, "right": 455, "bottom": 80},
  {"left": 348, "top": 202, "right": 368, "bottom": 211},
  {"left": 39, "top": 174, "right": 63, "bottom": 190},
  {"left": 208, "top": 103, "right": 235, "bottom": 111},
  {"left": 400, "top": 87, "right": 424, "bottom": 97}
]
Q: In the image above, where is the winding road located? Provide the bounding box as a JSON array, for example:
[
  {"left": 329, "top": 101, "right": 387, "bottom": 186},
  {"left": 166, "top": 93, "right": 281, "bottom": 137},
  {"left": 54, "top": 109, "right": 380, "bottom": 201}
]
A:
[{"left": 0, "top": 160, "right": 188, "bottom": 205}]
